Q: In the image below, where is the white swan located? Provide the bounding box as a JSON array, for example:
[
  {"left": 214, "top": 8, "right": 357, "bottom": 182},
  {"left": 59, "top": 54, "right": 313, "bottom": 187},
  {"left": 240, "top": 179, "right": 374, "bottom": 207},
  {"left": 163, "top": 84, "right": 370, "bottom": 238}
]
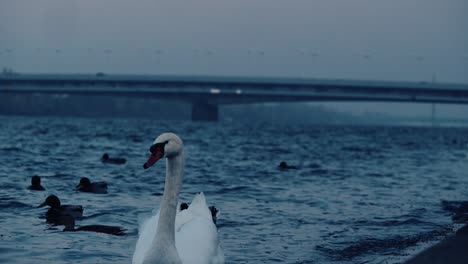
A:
[{"left": 132, "top": 133, "right": 224, "bottom": 264}]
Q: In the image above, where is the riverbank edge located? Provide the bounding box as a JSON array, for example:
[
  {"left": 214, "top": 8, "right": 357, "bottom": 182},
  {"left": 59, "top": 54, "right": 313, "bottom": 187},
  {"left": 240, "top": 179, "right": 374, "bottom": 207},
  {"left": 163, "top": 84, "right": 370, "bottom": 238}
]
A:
[{"left": 405, "top": 224, "right": 468, "bottom": 264}]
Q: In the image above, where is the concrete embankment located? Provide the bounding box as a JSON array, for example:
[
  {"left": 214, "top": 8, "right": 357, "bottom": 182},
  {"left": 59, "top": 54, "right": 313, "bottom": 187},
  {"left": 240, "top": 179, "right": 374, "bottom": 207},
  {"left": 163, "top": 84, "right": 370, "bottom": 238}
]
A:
[{"left": 405, "top": 225, "right": 468, "bottom": 264}]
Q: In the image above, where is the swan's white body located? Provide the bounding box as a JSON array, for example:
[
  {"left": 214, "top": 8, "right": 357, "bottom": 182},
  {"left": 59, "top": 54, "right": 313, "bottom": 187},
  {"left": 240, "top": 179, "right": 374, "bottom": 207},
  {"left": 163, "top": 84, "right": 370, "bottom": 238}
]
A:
[{"left": 132, "top": 133, "right": 224, "bottom": 264}]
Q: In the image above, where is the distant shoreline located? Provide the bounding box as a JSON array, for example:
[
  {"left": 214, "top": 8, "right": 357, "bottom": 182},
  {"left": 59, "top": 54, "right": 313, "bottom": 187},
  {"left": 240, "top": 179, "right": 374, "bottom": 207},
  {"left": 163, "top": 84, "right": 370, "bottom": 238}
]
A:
[
  {"left": 1, "top": 93, "right": 468, "bottom": 126},
  {"left": 1, "top": 113, "right": 467, "bottom": 128}
]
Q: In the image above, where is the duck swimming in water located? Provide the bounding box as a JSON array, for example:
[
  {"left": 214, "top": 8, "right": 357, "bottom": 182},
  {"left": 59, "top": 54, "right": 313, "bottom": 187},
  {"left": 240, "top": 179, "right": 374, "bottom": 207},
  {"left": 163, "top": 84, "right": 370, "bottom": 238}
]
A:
[
  {"left": 28, "top": 175, "right": 45, "bottom": 191},
  {"left": 101, "top": 153, "right": 126, "bottom": 165},
  {"left": 38, "top": 195, "right": 83, "bottom": 224},
  {"left": 209, "top": 205, "right": 219, "bottom": 225},
  {"left": 180, "top": 203, "right": 189, "bottom": 211},
  {"left": 62, "top": 215, "right": 125, "bottom": 236},
  {"left": 180, "top": 202, "right": 219, "bottom": 224},
  {"left": 76, "top": 177, "right": 108, "bottom": 194},
  {"left": 278, "top": 161, "right": 298, "bottom": 170}
]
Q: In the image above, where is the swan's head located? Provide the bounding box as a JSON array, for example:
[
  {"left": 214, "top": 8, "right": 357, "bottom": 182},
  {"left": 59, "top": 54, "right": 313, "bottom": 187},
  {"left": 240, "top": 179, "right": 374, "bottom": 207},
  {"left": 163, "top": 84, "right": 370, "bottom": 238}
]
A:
[{"left": 143, "top": 133, "right": 183, "bottom": 169}]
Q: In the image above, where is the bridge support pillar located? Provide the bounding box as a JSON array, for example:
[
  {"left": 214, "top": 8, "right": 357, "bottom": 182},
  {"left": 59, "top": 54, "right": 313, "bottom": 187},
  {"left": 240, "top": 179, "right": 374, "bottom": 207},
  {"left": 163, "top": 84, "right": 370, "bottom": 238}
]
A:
[
  {"left": 191, "top": 102, "right": 218, "bottom": 121},
  {"left": 431, "top": 103, "right": 436, "bottom": 127}
]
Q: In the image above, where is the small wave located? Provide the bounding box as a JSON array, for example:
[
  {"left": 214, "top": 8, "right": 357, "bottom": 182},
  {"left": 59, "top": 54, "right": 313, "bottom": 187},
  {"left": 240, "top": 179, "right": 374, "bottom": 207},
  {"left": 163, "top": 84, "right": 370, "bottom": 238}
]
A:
[
  {"left": 341, "top": 146, "right": 378, "bottom": 153},
  {"left": 401, "top": 141, "right": 420, "bottom": 148},
  {"left": 33, "top": 128, "right": 49, "bottom": 135},
  {"left": 353, "top": 217, "right": 439, "bottom": 228},
  {"left": 441, "top": 200, "right": 468, "bottom": 223},
  {"left": 128, "top": 135, "right": 143, "bottom": 143},
  {"left": 215, "top": 219, "right": 261, "bottom": 229},
  {"left": 0, "top": 147, "right": 22, "bottom": 152},
  {"left": 81, "top": 212, "right": 113, "bottom": 220},
  {"left": 365, "top": 172, "right": 384, "bottom": 177},
  {"left": 308, "top": 163, "right": 321, "bottom": 169},
  {"left": 49, "top": 173, "right": 73, "bottom": 179},
  {"left": 317, "top": 227, "right": 450, "bottom": 261},
  {"left": 95, "top": 132, "right": 114, "bottom": 138},
  {"left": 211, "top": 185, "right": 250, "bottom": 194},
  {"left": 0, "top": 200, "right": 32, "bottom": 209},
  {"left": 309, "top": 168, "right": 328, "bottom": 175}
]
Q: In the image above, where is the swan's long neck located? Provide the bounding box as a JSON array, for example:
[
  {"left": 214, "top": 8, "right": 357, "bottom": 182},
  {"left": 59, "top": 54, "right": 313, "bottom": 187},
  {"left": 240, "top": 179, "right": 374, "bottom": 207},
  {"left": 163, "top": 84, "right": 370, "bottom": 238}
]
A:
[{"left": 154, "top": 150, "right": 184, "bottom": 254}]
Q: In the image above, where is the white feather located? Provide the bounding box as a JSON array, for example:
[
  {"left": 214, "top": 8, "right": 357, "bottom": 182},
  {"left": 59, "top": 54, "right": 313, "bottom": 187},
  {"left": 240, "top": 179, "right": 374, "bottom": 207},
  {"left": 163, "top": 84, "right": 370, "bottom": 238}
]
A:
[{"left": 133, "top": 193, "right": 224, "bottom": 264}]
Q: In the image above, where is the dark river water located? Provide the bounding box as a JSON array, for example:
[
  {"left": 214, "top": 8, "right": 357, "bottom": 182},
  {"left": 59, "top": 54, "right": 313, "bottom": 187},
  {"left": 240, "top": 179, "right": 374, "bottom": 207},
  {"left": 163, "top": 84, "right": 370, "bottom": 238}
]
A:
[{"left": 0, "top": 116, "right": 467, "bottom": 263}]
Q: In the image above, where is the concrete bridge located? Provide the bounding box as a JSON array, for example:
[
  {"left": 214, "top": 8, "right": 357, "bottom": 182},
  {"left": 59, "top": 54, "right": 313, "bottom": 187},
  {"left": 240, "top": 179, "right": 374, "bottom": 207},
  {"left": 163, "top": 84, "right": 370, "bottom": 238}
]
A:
[{"left": 1, "top": 73, "right": 468, "bottom": 121}]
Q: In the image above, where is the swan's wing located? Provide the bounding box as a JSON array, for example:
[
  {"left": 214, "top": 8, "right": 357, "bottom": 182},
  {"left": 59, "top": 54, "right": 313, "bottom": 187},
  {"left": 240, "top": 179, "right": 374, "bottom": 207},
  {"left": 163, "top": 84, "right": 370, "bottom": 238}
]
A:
[
  {"left": 132, "top": 211, "right": 160, "bottom": 264},
  {"left": 175, "top": 193, "right": 224, "bottom": 264},
  {"left": 174, "top": 192, "right": 213, "bottom": 232},
  {"left": 176, "top": 217, "right": 224, "bottom": 264},
  {"left": 188, "top": 192, "right": 214, "bottom": 221},
  {"left": 133, "top": 194, "right": 224, "bottom": 264}
]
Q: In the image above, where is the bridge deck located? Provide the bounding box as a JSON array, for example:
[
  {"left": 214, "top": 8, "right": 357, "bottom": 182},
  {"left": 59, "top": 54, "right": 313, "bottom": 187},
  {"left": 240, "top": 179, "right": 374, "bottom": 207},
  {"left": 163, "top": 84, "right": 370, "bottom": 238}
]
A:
[{"left": 1, "top": 73, "right": 468, "bottom": 105}]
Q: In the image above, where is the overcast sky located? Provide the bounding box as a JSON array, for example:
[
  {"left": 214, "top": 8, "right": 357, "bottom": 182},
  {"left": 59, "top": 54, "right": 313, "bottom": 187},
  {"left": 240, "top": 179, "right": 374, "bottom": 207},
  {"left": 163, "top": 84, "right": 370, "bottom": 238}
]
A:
[{"left": 1, "top": 0, "right": 467, "bottom": 118}]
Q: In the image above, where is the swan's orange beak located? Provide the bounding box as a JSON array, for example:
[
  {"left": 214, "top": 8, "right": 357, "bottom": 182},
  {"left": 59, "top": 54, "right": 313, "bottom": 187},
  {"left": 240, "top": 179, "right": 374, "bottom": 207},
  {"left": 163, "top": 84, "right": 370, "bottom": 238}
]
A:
[{"left": 143, "top": 148, "right": 164, "bottom": 169}]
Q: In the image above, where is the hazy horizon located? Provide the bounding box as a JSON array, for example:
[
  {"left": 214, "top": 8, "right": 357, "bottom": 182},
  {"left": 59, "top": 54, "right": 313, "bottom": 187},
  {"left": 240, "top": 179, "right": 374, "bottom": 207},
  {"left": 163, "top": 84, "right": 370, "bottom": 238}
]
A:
[{"left": 1, "top": 0, "right": 467, "bottom": 118}]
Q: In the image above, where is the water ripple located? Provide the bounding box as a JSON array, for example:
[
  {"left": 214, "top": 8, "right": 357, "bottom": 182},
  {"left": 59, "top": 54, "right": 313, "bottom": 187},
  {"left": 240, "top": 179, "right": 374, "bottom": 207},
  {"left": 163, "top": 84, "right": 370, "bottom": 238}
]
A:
[{"left": 0, "top": 116, "right": 467, "bottom": 264}]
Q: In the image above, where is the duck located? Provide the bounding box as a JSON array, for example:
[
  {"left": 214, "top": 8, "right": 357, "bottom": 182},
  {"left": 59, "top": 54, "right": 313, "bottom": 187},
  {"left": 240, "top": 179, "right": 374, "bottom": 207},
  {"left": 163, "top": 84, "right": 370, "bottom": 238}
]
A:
[
  {"left": 209, "top": 206, "right": 219, "bottom": 225},
  {"left": 28, "top": 175, "right": 45, "bottom": 191},
  {"left": 132, "top": 133, "right": 224, "bottom": 264},
  {"left": 62, "top": 215, "right": 125, "bottom": 236},
  {"left": 179, "top": 203, "right": 189, "bottom": 211},
  {"left": 76, "top": 177, "right": 108, "bottom": 194},
  {"left": 180, "top": 203, "right": 219, "bottom": 225},
  {"left": 101, "top": 153, "right": 126, "bottom": 165},
  {"left": 37, "top": 195, "right": 83, "bottom": 224},
  {"left": 278, "top": 161, "right": 298, "bottom": 170}
]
